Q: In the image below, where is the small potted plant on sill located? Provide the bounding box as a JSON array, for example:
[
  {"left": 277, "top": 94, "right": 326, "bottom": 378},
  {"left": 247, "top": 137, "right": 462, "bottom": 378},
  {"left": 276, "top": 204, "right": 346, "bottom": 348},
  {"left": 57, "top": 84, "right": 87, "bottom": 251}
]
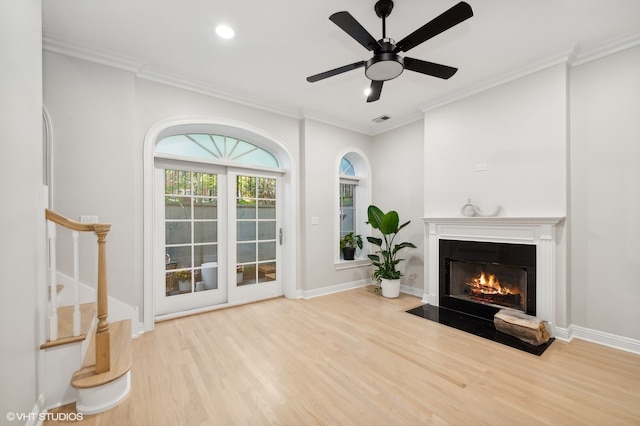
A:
[
  {"left": 340, "top": 232, "right": 363, "bottom": 260},
  {"left": 366, "top": 205, "right": 416, "bottom": 298}
]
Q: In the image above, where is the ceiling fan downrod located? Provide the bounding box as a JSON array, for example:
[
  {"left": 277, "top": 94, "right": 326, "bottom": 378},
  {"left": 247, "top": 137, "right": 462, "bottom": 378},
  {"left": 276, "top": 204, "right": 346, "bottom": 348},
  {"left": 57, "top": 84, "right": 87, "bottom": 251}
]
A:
[{"left": 374, "top": 0, "right": 394, "bottom": 39}]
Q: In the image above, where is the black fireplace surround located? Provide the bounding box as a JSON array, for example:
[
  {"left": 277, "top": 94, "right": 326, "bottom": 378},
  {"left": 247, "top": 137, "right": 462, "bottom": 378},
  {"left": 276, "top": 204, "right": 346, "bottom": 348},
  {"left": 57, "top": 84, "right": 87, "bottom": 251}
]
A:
[{"left": 439, "top": 239, "right": 536, "bottom": 320}]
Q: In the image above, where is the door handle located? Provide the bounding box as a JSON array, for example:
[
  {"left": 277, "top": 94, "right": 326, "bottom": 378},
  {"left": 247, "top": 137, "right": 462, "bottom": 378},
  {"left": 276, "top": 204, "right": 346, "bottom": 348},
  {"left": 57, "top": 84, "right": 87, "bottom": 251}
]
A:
[{"left": 279, "top": 228, "right": 283, "bottom": 245}]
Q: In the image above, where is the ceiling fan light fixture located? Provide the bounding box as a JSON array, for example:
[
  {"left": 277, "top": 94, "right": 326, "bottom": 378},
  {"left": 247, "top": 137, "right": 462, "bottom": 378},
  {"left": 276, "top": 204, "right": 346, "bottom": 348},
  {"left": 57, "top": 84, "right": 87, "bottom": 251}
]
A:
[{"left": 365, "top": 53, "right": 404, "bottom": 81}]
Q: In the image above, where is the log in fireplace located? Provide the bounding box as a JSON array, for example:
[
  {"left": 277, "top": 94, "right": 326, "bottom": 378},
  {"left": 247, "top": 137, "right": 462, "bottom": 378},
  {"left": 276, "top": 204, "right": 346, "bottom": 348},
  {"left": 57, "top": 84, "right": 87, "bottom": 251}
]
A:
[{"left": 439, "top": 239, "right": 536, "bottom": 320}]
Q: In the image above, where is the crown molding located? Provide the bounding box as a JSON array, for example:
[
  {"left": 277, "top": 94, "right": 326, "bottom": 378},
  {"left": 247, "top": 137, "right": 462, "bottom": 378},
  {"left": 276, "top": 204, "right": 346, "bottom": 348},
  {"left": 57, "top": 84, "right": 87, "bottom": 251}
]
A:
[
  {"left": 418, "top": 49, "right": 575, "bottom": 113},
  {"left": 136, "top": 68, "right": 302, "bottom": 121},
  {"left": 570, "top": 29, "right": 640, "bottom": 66},
  {"left": 43, "top": 35, "right": 145, "bottom": 73},
  {"left": 43, "top": 35, "right": 303, "bottom": 122},
  {"left": 419, "top": 30, "right": 640, "bottom": 114}
]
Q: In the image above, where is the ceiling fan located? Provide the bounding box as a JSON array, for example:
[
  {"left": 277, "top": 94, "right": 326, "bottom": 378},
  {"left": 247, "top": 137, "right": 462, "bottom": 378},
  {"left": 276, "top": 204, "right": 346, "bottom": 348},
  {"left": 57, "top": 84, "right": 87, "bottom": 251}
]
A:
[{"left": 306, "top": 0, "right": 473, "bottom": 102}]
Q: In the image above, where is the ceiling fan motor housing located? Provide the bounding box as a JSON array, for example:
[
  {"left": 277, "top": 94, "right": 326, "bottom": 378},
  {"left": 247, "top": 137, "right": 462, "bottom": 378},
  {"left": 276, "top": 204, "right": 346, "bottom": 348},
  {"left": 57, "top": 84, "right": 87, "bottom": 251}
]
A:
[
  {"left": 366, "top": 38, "right": 404, "bottom": 81},
  {"left": 366, "top": 52, "right": 404, "bottom": 81}
]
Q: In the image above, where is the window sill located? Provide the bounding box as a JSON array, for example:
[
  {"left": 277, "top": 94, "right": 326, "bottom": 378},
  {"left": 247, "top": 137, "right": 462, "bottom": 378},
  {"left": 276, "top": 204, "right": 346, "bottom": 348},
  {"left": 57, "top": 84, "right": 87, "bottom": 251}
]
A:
[{"left": 334, "top": 258, "right": 370, "bottom": 270}]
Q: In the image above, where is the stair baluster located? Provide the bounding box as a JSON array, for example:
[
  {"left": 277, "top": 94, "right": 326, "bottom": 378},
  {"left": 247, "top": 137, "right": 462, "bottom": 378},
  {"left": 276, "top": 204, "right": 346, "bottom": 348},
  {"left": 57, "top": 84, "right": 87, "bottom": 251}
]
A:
[
  {"left": 72, "top": 230, "right": 81, "bottom": 336},
  {"left": 48, "top": 220, "right": 58, "bottom": 341},
  {"left": 94, "top": 224, "right": 111, "bottom": 373}
]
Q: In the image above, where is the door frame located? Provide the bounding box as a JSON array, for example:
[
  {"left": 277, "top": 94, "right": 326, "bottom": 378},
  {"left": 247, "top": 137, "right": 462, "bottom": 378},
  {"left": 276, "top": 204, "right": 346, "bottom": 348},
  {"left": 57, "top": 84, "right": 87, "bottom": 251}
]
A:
[{"left": 143, "top": 117, "right": 298, "bottom": 329}]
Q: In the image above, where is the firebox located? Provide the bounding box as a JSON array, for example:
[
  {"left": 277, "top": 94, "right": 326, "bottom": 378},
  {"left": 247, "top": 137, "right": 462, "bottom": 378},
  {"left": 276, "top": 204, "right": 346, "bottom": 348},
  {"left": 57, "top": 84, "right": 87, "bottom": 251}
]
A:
[{"left": 439, "top": 239, "right": 536, "bottom": 319}]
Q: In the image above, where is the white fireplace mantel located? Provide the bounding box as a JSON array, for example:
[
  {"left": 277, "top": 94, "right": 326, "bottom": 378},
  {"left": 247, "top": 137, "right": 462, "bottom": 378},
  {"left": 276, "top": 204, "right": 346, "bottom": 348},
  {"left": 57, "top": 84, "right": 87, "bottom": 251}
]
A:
[{"left": 422, "top": 216, "right": 565, "bottom": 336}]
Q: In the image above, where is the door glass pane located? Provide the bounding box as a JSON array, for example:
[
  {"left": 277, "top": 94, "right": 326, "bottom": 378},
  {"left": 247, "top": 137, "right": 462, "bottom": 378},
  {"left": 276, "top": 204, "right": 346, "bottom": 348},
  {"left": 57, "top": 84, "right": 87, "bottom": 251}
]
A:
[
  {"left": 194, "top": 197, "right": 217, "bottom": 219},
  {"left": 258, "top": 200, "right": 276, "bottom": 219},
  {"left": 166, "top": 196, "right": 191, "bottom": 219},
  {"left": 194, "top": 244, "right": 217, "bottom": 266},
  {"left": 194, "top": 222, "right": 217, "bottom": 243},
  {"left": 166, "top": 222, "right": 191, "bottom": 245},
  {"left": 237, "top": 201, "right": 256, "bottom": 219},
  {"left": 192, "top": 172, "right": 217, "bottom": 196},
  {"left": 258, "top": 221, "right": 276, "bottom": 240},
  {"left": 258, "top": 241, "right": 276, "bottom": 261},
  {"left": 258, "top": 262, "right": 276, "bottom": 283},
  {"left": 237, "top": 175, "right": 256, "bottom": 198},
  {"left": 237, "top": 242, "right": 256, "bottom": 263},
  {"left": 166, "top": 246, "right": 191, "bottom": 269},
  {"left": 238, "top": 264, "right": 257, "bottom": 286},
  {"left": 237, "top": 221, "right": 256, "bottom": 241}
]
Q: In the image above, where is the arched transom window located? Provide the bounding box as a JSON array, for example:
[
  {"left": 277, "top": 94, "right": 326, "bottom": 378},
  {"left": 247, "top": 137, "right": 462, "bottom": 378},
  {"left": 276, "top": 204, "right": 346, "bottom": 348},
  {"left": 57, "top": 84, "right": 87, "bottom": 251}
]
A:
[{"left": 157, "top": 133, "right": 279, "bottom": 168}]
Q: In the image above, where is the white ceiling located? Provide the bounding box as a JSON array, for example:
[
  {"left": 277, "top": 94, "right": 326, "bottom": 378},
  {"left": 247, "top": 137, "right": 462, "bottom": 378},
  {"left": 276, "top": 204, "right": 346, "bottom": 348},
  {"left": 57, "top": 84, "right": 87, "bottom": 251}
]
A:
[{"left": 42, "top": 0, "right": 640, "bottom": 135}]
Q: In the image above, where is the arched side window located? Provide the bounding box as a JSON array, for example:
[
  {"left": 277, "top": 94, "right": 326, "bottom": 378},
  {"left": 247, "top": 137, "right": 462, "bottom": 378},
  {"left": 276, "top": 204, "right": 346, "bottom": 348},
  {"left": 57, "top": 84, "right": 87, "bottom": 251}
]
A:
[{"left": 337, "top": 151, "right": 370, "bottom": 264}]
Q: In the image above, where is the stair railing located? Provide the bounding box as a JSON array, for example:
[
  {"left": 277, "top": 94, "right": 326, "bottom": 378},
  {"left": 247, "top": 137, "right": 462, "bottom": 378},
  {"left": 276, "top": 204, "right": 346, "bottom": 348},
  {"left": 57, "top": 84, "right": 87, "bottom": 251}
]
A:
[{"left": 45, "top": 209, "right": 112, "bottom": 373}]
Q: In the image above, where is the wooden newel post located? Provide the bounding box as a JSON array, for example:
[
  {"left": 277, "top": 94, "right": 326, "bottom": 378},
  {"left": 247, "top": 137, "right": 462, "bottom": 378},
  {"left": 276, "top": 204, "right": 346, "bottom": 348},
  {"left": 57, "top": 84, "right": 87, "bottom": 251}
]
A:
[{"left": 94, "top": 224, "right": 111, "bottom": 374}]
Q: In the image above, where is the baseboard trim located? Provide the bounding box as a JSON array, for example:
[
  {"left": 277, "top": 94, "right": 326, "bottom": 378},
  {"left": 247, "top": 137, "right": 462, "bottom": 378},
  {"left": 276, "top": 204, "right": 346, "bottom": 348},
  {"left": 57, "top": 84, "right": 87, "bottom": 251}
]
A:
[
  {"left": 559, "top": 324, "right": 640, "bottom": 355},
  {"left": 26, "top": 395, "right": 46, "bottom": 426},
  {"left": 300, "top": 279, "right": 370, "bottom": 299}
]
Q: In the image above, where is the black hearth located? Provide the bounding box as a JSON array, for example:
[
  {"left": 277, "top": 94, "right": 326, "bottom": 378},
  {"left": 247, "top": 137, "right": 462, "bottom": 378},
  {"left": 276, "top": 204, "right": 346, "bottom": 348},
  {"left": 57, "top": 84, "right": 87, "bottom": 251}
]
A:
[{"left": 439, "top": 239, "right": 536, "bottom": 320}]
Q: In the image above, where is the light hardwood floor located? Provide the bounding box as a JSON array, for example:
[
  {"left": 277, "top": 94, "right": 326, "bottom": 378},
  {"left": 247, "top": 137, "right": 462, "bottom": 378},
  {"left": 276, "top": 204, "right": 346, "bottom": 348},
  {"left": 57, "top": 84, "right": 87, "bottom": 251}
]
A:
[{"left": 47, "top": 286, "right": 640, "bottom": 425}]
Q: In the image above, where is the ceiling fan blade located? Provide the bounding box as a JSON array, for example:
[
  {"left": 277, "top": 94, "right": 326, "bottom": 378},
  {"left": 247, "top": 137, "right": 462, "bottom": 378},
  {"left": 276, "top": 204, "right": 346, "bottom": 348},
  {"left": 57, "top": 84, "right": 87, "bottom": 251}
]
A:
[
  {"left": 330, "top": 11, "right": 382, "bottom": 52},
  {"left": 367, "top": 80, "right": 383, "bottom": 102},
  {"left": 404, "top": 57, "right": 458, "bottom": 79},
  {"left": 306, "top": 61, "right": 366, "bottom": 83},
  {"left": 394, "top": 2, "right": 473, "bottom": 53}
]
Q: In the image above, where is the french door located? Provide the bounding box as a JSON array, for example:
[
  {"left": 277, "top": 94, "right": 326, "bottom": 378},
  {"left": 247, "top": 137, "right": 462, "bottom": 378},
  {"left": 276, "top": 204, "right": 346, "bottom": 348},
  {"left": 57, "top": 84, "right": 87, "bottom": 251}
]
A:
[{"left": 155, "top": 165, "right": 281, "bottom": 317}]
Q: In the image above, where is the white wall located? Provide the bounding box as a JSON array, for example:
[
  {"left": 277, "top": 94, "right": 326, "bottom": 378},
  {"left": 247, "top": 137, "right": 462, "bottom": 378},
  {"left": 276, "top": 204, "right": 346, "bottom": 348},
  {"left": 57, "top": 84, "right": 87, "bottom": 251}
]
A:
[
  {"left": 0, "top": 0, "right": 43, "bottom": 418},
  {"left": 371, "top": 120, "right": 425, "bottom": 294},
  {"left": 44, "top": 53, "right": 137, "bottom": 307},
  {"left": 300, "top": 119, "right": 373, "bottom": 292},
  {"left": 570, "top": 46, "right": 640, "bottom": 340},
  {"left": 423, "top": 64, "right": 568, "bottom": 217},
  {"left": 422, "top": 64, "right": 570, "bottom": 329}
]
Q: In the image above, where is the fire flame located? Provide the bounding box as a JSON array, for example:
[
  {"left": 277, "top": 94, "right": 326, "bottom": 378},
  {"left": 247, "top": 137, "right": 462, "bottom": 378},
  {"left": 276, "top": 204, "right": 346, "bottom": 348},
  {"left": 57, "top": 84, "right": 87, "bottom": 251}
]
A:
[{"left": 467, "top": 272, "right": 520, "bottom": 295}]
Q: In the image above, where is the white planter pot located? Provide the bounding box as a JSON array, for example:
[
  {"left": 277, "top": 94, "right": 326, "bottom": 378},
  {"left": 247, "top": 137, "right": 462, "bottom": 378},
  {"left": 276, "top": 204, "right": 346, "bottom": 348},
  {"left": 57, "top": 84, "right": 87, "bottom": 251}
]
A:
[
  {"left": 380, "top": 278, "right": 401, "bottom": 298},
  {"left": 178, "top": 280, "right": 191, "bottom": 292}
]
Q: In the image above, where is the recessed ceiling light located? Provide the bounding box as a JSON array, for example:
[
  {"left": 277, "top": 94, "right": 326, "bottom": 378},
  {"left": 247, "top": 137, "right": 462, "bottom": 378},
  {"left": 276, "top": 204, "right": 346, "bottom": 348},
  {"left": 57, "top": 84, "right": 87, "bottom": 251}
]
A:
[{"left": 215, "top": 24, "right": 235, "bottom": 39}]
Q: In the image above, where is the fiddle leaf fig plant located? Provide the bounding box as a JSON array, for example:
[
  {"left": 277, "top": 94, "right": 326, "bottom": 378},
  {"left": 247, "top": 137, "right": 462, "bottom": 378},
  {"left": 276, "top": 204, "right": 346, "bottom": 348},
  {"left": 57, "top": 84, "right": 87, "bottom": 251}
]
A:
[{"left": 366, "top": 205, "right": 416, "bottom": 282}]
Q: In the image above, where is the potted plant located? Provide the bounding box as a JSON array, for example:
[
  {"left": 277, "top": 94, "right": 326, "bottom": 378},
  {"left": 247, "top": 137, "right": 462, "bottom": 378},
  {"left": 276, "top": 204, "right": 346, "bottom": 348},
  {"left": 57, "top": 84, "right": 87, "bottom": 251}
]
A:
[
  {"left": 366, "top": 205, "right": 416, "bottom": 298},
  {"left": 340, "top": 232, "right": 363, "bottom": 260},
  {"left": 174, "top": 269, "right": 192, "bottom": 292}
]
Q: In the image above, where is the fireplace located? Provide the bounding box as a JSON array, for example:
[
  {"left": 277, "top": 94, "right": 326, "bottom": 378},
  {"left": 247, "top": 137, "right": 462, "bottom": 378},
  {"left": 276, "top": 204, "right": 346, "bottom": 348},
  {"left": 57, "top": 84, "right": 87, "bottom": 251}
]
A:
[
  {"left": 423, "top": 216, "right": 565, "bottom": 337},
  {"left": 439, "top": 239, "right": 536, "bottom": 320}
]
